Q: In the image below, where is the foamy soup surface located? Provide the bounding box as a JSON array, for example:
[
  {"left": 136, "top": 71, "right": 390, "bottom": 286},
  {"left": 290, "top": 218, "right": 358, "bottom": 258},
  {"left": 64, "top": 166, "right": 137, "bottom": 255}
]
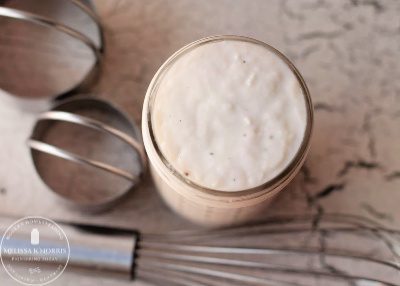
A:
[{"left": 152, "top": 40, "right": 307, "bottom": 191}]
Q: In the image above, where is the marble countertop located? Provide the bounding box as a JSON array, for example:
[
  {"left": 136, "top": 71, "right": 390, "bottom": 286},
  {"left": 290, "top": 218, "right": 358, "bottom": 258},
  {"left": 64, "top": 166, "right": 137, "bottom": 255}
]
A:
[{"left": 0, "top": 0, "right": 399, "bottom": 285}]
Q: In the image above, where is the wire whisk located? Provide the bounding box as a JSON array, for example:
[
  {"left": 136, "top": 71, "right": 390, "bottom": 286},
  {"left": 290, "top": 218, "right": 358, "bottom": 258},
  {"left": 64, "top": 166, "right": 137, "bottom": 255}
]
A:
[
  {"left": 136, "top": 213, "right": 400, "bottom": 286},
  {"left": 1, "top": 213, "right": 399, "bottom": 285}
]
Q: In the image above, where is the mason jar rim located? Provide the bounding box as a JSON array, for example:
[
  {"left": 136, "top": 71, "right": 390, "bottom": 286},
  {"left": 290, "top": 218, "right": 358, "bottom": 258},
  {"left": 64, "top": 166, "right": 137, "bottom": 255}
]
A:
[{"left": 144, "top": 35, "right": 313, "bottom": 199}]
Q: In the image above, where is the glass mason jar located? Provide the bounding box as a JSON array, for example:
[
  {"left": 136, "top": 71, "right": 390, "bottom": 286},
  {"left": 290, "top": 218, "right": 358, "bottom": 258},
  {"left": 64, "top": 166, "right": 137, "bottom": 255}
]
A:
[{"left": 142, "top": 35, "right": 313, "bottom": 227}]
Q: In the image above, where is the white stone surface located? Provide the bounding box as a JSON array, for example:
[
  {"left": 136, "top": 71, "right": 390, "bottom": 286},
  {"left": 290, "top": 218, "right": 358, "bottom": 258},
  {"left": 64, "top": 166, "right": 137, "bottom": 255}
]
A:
[{"left": 0, "top": 0, "right": 399, "bottom": 285}]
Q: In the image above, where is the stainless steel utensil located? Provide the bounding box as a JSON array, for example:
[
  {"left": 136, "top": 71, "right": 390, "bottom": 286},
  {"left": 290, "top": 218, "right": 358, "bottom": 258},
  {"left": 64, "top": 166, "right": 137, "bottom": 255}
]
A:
[
  {"left": 0, "top": 0, "right": 104, "bottom": 110},
  {"left": 1, "top": 213, "right": 399, "bottom": 285},
  {"left": 28, "top": 96, "right": 147, "bottom": 210}
]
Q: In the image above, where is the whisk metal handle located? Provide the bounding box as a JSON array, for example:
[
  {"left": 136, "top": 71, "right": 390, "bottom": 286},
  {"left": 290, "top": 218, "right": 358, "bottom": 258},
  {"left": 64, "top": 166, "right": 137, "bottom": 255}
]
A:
[{"left": 0, "top": 216, "right": 139, "bottom": 280}]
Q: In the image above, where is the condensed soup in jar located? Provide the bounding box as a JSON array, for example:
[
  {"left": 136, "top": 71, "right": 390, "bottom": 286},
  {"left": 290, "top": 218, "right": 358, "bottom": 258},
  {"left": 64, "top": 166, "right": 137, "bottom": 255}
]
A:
[{"left": 142, "top": 35, "right": 313, "bottom": 226}]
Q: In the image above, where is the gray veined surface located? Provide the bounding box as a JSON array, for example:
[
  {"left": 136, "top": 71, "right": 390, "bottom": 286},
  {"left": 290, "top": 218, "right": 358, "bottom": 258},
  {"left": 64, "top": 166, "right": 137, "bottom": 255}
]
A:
[{"left": 0, "top": 0, "right": 400, "bottom": 285}]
